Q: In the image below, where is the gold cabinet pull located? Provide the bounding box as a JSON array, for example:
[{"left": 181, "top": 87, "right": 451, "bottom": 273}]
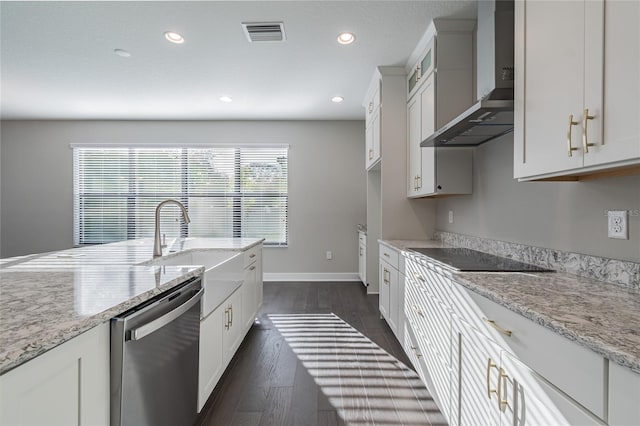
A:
[
  {"left": 582, "top": 108, "right": 596, "bottom": 153},
  {"left": 411, "top": 304, "right": 425, "bottom": 317},
  {"left": 359, "top": 247, "right": 363, "bottom": 256},
  {"left": 249, "top": 265, "right": 256, "bottom": 271},
  {"left": 416, "top": 65, "right": 421, "bottom": 81},
  {"left": 229, "top": 305, "right": 233, "bottom": 327},
  {"left": 383, "top": 252, "right": 390, "bottom": 258},
  {"left": 486, "top": 358, "right": 499, "bottom": 399},
  {"left": 224, "top": 307, "right": 230, "bottom": 330},
  {"left": 414, "top": 273, "right": 425, "bottom": 282},
  {"left": 497, "top": 367, "right": 509, "bottom": 412},
  {"left": 368, "top": 102, "right": 374, "bottom": 113},
  {"left": 416, "top": 175, "right": 421, "bottom": 190},
  {"left": 368, "top": 148, "right": 373, "bottom": 160},
  {"left": 411, "top": 345, "right": 422, "bottom": 358},
  {"left": 483, "top": 318, "right": 513, "bottom": 337},
  {"left": 567, "top": 114, "right": 580, "bottom": 157},
  {"left": 383, "top": 268, "right": 390, "bottom": 284},
  {"left": 249, "top": 253, "right": 256, "bottom": 258}
]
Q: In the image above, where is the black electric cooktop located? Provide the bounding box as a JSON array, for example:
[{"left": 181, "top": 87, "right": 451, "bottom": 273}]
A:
[{"left": 408, "top": 247, "right": 554, "bottom": 272}]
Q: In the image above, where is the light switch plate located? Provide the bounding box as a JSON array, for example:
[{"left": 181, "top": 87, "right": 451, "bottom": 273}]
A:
[
  {"left": 448, "top": 210, "right": 454, "bottom": 224},
  {"left": 607, "top": 210, "right": 628, "bottom": 239}
]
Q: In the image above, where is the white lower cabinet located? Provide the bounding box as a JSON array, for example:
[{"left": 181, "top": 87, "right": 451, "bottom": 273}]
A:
[
  {"left": 197, "top": 244, "right": 263, "bottom": 412},
  {"left": 358, "top": 231, "right": 367, "bottom": 286},
  {"left": 609, "top": 362, "right": 640, "bottom": 426},
  {"left": 242, "top": 246, "right": 262, "bottom": 331},
  {"left": 0, "top": 323, "right": 110, "bottom": 426},
  {"left": 198, "top": 305, "right": 225, "bottom": 411},
  {"left": 379, "top": 244, "right": 404, "bottom": 341},
  {"left": 400, "top": 254, "right": 608, "bottom": 426}
]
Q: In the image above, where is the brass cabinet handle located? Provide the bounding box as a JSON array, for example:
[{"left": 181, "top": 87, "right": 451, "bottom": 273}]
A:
[
  {"left": 417, "top": 175, "right": 421, "bottom": 189},
  {"left": 249, "top": 253, "right": 256, "bottom": 258},
  {"left": 497, "top": 367, "right": 509, "bottom": 412},
  {"left": 582, "top": 108, "right": 596, "bottom": 153},
  {"left": 416, "top": 65, "right": 421, "bottom": 81},
  {"left": 383, "top": 268, "right": 390, "bottom": 284},
  {"left": 230, "top": 305, "right": 233, "bottom": 327},
  {"left": 411, "top": 345, "right": 422, "bottom": 358},
  {"left": 360, "top": 247, "right": 363, "bottom": 256},
  {"left": 411, "top": 304, "right": 424, "bottom": 317},
  {"left": 369, "top": 148, "right": 373, "bottom": 160},
  {"left": 567, "top": 114, "right": 580, "bottom": 157},
  {"left": 483, "top": 317, "right": 513, "bottom": 337},
  {"left": 224, "top": 307, "right": 230, "bottom": 330},
  {"left": 383, "top": 252, "right": 390, "bottom": 258},
  {"left": 486, "top": 358, "right": 499, "bottom": 399},
  {"left": 249, "top": 265, "right": 256, "bottom": 271},
  {"left": 414, "top": 273, "right": 425, "bottom": 282}
]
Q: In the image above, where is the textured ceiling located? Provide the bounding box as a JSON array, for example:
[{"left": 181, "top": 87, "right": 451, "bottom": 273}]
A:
[{"left": 0, "top": 1, "right": 476, "bottom": 120}]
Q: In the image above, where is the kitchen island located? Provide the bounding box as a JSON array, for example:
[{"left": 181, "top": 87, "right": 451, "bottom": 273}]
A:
[{"left": 0, "top": 237, "right": 263, "bottom": 426}]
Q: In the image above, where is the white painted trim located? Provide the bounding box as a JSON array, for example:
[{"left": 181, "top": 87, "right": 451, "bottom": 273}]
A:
[{"left": 263, "top": 272, "right": 360, "bottom": 282}]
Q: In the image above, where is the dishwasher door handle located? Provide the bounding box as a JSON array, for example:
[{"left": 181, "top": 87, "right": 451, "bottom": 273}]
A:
[{"left": 130, "top": 288, "right": 204, "bottom": 341}]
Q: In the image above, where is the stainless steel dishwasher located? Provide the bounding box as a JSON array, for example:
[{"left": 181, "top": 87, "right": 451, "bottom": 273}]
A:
[{"left": 111, "top": 277, "right": 202, "bottom": 426}]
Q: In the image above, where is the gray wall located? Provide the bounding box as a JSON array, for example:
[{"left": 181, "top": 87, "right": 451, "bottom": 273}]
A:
[
  {"left": 0, "top": 120, "right": 367, "bottom": 274},
  {"left": 436, "top": 133, "right": 640, "bottom": 263}
]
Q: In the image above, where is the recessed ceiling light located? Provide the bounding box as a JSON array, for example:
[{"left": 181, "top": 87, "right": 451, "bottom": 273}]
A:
[
  {"left": 219, "top": 96, "right": 233, "bottom": 103},
  {"left": 164, "top": 31, "right": 185, "bottom": 44},
  {"left": 113, "top": 49, "right": 131, "bottom": 58},
  {"left": 337, "top": 32, "right": 356, "bottom": 45},
  {"left": 331, "top": 96, "right": 344, "bottom": 103}
]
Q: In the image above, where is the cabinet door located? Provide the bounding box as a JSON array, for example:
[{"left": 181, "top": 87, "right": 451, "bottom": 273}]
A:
[
  {"left": 609, "top": 362, "right": 640, "bottom": 426},
  {"left": 358, "top": 242, "right": 367, "bottom": 284},
  {"left": 198, "top": 306, "right": 225, "bottom": 412},
  {"left": 371, "top": 109, "right": 381, "bottom": 165},
  {"left": 407, "top": 94, "right": 422, "bottom": 197},
  {"left": 365, "top": 122, "right": 374, "bottom": 169},
  {"left": 515, "top": 0, "right": 585, "bottom": 177},
  {"left": 379, "top": 259, "right": 391, "bottom": 320},
  {"left": 0, "top": 324, "right": 109, "bottom": 426},
  {"left": 242, "top": 262, "right": 258, "bottom": 330},
  {"left": 419, "top": 75, "right": 436, "bottom": 195},
  {"left": 586, "top": 0, "right": 640, "bottom": 167},
  {"left": 501, "top": 351, "right": 603, "bottom": 426},
  {"left": 387, "top": 262, "right": 399, "bottom": 334},
  {"left": 223, "top": 289, "right": 243, "bottom": 364},
  {"left": 456, "top": 318, "right": 502, "bottom": 426}
]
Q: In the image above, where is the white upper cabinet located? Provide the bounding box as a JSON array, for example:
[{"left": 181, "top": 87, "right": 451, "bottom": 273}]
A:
[
  {"left": 406, "top": 20, "right": 474, "bottom": 197},
  {"left": 514, "top": 0, "right": 640, "bottom": 181},
  {"left": 364, "top": 81, "right": 382, "bottom": 170}
]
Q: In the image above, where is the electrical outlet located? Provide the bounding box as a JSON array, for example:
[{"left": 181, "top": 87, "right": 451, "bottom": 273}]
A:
[
  {"left": 608, "top": 210, "right": 628, "bottom": 239},
  {"left": 326, "top": 251, "right": 333, "bottom": 260},
  {"left": 448, "top": 210, "right": 454, "bottom": 224}
]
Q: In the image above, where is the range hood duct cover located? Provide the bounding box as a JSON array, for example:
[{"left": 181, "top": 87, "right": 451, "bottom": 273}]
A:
[{"left": 422, "top": 0, "right": 514, "bottom": 148}]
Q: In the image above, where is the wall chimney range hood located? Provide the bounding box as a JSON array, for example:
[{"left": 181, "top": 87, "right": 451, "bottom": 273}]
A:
[{"left": 422, "top": 0, "right": 514, "bottom": 148}]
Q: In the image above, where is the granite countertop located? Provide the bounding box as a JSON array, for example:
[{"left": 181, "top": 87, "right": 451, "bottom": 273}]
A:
[
  {"left": 380, "top": 239, "right": 640, "bottom": 373},
  {"left": 0, "top": 237, "right": 263, "bottom": 374}
]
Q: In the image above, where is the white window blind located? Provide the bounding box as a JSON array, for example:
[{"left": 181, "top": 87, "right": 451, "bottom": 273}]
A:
[{"left": 73, "top": 145, "right": 288, "bottom": 246}]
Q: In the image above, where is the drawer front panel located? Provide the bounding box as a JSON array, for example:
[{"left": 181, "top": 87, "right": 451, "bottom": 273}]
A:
[{"left": 379, "top": 244, "right": 399, "bottom": 269}]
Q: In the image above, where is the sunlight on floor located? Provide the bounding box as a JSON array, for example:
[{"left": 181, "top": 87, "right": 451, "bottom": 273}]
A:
[{"left": 269, "top": 313, "right": 447, "bottom": 426}]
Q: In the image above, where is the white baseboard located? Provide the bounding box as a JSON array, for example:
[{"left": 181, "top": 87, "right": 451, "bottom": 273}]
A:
[{"left": 263, "top": 272, "right": 361, "bottom": 282}]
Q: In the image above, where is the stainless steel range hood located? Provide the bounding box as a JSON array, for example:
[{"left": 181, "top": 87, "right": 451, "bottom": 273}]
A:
[{"left": 422, "top": 0, "right": 514, "bottom": 147}]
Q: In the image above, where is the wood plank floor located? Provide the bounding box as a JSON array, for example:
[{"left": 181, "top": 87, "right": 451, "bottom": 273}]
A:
[{"left": 196, "top": 282, "right": 446, "bottom": 426}]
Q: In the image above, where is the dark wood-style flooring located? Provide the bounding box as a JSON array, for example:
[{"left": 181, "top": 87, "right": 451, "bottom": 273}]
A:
[{"left": 196, "top": 282, "right": 445, "bottom": 426}]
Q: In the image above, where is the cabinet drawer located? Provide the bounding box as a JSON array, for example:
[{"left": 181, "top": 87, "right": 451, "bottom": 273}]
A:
[
  {"left": 243, "top": 246, "right": 259, "bottom": 268},
  {"left": 458, "top": 284, "right": 606, "bottom": 419},
  {"left": 379, "top": 244, "right": 399, "bottom": 269}
]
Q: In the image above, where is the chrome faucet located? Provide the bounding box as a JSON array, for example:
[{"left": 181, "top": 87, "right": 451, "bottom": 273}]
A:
[{"left": 153, "top": 199, "right": 191, "bottom": 258}]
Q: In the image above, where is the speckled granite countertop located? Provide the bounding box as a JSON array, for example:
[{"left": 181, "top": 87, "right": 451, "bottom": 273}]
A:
[
  {"left": 0, "top": 237, "right": 263, "bottom": 374},
  {"left": 380, "top": 239, "right": 640, "bottom": 373}
]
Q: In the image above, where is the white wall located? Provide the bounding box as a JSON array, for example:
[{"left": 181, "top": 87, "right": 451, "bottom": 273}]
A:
[
  {"left": 0, "top": 120, "right": 367, "bottom": 276},
  {"left": 436, "top": 133, "right": 640, "bottom": 263}
]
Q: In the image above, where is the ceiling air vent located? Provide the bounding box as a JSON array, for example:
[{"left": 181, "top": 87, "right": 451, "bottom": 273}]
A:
[{"left": 242, "top": 22, "right": 286, "bottom": 42}]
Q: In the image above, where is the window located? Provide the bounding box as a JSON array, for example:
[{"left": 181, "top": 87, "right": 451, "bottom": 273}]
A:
[{"left": 73, "top": 145, "right": 288, "bottom": 246}]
